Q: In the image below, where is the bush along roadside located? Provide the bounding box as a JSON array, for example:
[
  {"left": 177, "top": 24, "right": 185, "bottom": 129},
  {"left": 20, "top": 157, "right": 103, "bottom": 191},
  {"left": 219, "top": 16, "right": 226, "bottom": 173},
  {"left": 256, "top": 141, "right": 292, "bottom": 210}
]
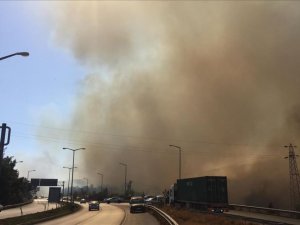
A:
[{"left": 0, "top": 203, "right": 81, "bottom": 225}]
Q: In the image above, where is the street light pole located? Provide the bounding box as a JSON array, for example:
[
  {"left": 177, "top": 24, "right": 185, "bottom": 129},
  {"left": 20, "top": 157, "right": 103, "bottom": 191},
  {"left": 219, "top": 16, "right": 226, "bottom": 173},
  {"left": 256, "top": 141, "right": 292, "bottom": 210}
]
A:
[
  {"left": 0, "top": 52, "right": 29, "bottom": 61},
  {"left": 169, "top": 145, "right": 182, "bottom": 180},
  {"left": 63, "top": 166, "right": 77, "bottom": 202},
  {"left": 83, "top": 177, "right": 89, "bottom": 197},
  {"left": 62, "top": 147, "right": 85, "bottom": 204},
  {"left": 119, "top": 163, "right": 127, "bottom": 196},
  {"left": 27, "top": 169, "right": 36, "bottom": 180},
  {"left": 97, "top": 172, "right": 103, "bottom": 192}
]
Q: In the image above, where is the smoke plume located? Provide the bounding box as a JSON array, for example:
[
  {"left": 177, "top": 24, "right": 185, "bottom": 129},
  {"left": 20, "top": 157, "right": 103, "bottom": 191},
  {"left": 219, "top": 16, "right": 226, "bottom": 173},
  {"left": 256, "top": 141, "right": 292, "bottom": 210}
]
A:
[{"left": 48, "top": 1, "right": 300, "bottom": 208}]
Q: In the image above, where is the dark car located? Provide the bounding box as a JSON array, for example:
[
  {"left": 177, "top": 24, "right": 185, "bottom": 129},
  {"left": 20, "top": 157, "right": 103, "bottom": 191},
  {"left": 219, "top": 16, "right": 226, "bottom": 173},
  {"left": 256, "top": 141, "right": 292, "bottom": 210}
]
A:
[
  {"left": 89, "top": 201, "right": 100, "bottom": 211},
  {"left": 210, "top": 208, "right": 224, "bottom": 213},
  {"left": 105, "top": 196, "right": 123, "bottom": 204},
  {"left": 129, "top": 196, "right": 146, "bottom": 213}
]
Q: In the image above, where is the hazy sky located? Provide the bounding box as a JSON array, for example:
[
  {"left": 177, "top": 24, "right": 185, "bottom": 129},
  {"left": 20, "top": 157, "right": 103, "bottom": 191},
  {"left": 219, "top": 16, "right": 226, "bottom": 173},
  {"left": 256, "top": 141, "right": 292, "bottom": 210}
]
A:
[
  {"left": 1, "top": 1, "right": 300, "bottom": 208},
  {"left": 1, "top": 2, "right": 86, "bottom": 182}
]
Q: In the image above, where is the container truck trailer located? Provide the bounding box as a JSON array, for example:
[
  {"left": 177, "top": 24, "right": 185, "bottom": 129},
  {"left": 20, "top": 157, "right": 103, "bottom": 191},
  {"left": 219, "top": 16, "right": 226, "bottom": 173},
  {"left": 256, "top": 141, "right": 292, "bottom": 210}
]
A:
[{"left": 169, "top": 176, "right": 228, "bottom": 212}]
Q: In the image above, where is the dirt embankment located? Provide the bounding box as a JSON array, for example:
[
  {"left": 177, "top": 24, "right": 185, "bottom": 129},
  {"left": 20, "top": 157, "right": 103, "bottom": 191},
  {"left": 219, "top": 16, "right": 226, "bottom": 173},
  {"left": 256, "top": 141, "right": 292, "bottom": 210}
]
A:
[{"left": 160, "top": 206, "right": 256, "bottom": 225}]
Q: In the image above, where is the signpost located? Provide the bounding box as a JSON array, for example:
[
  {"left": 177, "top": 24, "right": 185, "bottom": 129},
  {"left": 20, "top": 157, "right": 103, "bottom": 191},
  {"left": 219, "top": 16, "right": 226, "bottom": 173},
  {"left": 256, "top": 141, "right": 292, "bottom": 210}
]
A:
[
  {"left": 48, "top": 187, "right": 61, "bottom": 203},
  {"left": 0, "top": 123, "right": 11, "bottom": 176}
]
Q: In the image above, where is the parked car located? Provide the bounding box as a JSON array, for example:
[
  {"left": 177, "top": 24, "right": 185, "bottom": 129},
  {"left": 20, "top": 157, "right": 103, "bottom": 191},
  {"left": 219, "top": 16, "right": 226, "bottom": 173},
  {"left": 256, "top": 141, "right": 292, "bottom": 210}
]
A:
[
  {"left": 0, "top": 204, "right": 3, "bottom": 212},
  {"left": 129, "top": 196, "right": 146, "bottom": 213},
  {"left": 105, "top": 196, "right": 123, "bottom": 204},
  {"left": 89, "top": 201, "right": 100, "bottom": 211},
  {"left": 80, "top": 198, "right": 87, "bottom": 204}
]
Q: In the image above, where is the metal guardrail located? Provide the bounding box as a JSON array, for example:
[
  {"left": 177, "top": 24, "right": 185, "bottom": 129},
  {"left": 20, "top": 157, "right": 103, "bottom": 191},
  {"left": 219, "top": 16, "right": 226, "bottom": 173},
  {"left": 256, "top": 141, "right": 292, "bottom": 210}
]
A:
[
  {"left": 229, "top": 204, "right": 300, "bottom": 219},
  {"left": 146, "top": 205, "right": 179, "bottom": 225}
]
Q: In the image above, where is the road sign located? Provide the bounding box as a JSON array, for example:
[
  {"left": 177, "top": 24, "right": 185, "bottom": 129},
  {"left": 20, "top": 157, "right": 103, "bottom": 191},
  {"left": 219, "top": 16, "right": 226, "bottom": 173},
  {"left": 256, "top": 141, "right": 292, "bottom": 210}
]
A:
[
  {"left": 48, "top": 187, "right": 61, "bottom": 203},
  {"left": 31, "top": 178, "right": 58, "bottom": 187}
]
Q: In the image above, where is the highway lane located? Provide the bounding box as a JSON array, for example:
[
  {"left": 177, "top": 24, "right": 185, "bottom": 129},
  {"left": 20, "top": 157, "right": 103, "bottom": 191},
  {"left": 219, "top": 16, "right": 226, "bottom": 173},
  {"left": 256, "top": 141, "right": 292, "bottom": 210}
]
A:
[
  {"left": 0, "top": 199, "right": 58, "bottom": 219},
  {"left": 226, "top": 210, "right": 300, "bottom": 225},
  {"left": 116, "top": 203, "right": 159, "bottom": 225},
  {"left": 38, "top": 202, "right": 159, "bottom": 225},
  {"left": 37, "top": 202, "right": 124, "bottom": 225}
]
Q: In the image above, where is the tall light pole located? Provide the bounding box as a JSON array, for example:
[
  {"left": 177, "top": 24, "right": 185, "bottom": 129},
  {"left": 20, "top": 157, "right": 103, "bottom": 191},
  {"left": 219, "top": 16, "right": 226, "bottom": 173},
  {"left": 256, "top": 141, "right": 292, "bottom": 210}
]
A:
[
  {"left": 0, "top": 52, "right": 29, "bottom": 61},
  {"left": 1, "top": 51, "right": 28, "bottom": 175},
  {"left": 63, "top": 166, "right": 77, "bottom": 202},
  {"left": 97, "top": 172, "right": 103, "bottom": 192},
  {"left": 169, "top": 145, "right": 182, "bottom": 180},
  {"left": 83, "top": 177, "right": 89, "bottom": 197},
  {"left": 62, "top": 147, "right": 85, "bottom": 204},
  {"left": 27, "top": 169, "right": 36, "bottom": 180},
  {"left": 119, "top": 163, "right": 127, "bottom": 196}
]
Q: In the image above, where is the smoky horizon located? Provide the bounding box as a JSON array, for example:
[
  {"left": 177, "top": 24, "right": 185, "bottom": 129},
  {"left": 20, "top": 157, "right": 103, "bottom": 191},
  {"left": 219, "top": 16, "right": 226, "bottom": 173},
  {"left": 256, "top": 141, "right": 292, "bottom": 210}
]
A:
[{"left": 30, "top": 1, "right": 300, "bottom": 209}]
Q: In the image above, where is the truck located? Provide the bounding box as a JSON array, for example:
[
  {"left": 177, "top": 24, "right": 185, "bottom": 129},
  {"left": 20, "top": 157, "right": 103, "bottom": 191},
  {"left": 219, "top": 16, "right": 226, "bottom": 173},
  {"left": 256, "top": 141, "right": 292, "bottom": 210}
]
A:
[{"left": 169, "top": 176, "right": 228, "bottom": 212}]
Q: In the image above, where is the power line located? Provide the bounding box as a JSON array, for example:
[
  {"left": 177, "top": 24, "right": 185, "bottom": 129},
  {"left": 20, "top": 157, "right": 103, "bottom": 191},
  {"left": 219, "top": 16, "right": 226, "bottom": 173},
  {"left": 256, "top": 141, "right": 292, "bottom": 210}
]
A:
[{"left": 7, "top": 120, "right": 283, "bottom": 148}]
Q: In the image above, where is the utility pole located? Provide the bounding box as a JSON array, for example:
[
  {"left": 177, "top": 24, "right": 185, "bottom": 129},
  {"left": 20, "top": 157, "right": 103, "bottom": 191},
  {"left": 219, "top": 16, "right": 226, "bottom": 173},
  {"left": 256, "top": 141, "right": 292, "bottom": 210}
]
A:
[{"left": 284, "top": 144, "right": 300, "bottom": 210}]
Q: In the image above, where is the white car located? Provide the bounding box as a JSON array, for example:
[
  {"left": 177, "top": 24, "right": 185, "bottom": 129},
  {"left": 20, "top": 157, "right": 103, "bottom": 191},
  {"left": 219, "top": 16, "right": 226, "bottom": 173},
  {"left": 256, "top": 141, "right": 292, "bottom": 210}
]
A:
[{"left": 145, "top": 195, "right": 165, "bottom": 205}]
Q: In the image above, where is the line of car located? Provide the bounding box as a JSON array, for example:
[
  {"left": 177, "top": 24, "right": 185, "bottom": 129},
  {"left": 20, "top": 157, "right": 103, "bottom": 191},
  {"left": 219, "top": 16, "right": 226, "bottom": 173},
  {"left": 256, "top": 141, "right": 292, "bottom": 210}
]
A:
[{"left": 79, "top": 195, "right": 165, "bottom": 213}]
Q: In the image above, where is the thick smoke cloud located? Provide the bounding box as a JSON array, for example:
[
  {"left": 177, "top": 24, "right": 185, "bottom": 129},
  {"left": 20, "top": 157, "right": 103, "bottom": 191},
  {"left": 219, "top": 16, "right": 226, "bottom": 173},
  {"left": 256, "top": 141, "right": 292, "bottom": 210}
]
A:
[{"left": 51, "top": 2, "right": 300, "bottom": 208}]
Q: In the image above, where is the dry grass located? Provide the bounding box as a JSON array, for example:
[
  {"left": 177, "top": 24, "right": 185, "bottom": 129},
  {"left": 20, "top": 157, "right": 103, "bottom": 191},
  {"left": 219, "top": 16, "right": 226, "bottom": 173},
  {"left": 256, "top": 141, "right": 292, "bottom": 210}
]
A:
[{"left": 160, "top": 206, "right": 257, "bottom": 225}]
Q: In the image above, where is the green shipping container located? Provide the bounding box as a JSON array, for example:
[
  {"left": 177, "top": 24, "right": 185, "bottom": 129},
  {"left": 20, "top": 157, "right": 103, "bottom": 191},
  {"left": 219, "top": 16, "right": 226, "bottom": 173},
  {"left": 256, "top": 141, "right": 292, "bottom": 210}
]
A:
[{"left": 176, "top": 176, "right": 228, "bottom": 206}]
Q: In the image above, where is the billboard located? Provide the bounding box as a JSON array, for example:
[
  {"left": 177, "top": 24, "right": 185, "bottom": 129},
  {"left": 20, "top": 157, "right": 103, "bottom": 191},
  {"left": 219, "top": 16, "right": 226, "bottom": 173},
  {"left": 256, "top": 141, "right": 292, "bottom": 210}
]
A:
[{"left": 31, "top": 178, "right": 58, "bottom": 187}]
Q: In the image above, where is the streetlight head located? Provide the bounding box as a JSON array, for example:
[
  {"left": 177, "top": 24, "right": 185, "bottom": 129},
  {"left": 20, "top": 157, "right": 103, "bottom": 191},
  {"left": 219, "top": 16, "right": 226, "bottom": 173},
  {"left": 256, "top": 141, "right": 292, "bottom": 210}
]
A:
[
  {"left": 169, "top": 144, "right": 181, "bottom": 149},
  {"left": 19, "top": 52, "right": 29, "bottom": 57},
  {"left": 62, "top": 147, "right": 85, "bottom": 151}
]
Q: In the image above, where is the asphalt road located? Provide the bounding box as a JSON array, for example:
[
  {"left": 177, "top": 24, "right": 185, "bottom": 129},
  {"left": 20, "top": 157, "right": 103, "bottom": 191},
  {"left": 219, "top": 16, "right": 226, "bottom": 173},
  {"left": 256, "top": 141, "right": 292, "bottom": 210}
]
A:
[
  {"left": 226, "top": 210, "right": 300, "bottom": 225},
  {"left": 0, "top": 199, "right": 58, "bottom": 219},
  {"left": 117, "top": 203, "right": 159, "bottom": 225},
  {"left": 37, "top": 203, "right": 159, "bottom": 225}
]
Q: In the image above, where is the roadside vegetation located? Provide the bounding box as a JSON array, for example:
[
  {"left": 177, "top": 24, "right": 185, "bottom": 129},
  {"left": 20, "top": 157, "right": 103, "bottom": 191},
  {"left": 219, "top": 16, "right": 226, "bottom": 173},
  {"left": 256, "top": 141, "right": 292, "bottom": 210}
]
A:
[
  {"left": 159, "top": 206, "right": 256, "bottom": 225},
  {"left": 0, "top": 203, "right": 80, "bottom": 225},
  {"left": 0, "top": 157, "right": 32, "bottom": 205}
]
